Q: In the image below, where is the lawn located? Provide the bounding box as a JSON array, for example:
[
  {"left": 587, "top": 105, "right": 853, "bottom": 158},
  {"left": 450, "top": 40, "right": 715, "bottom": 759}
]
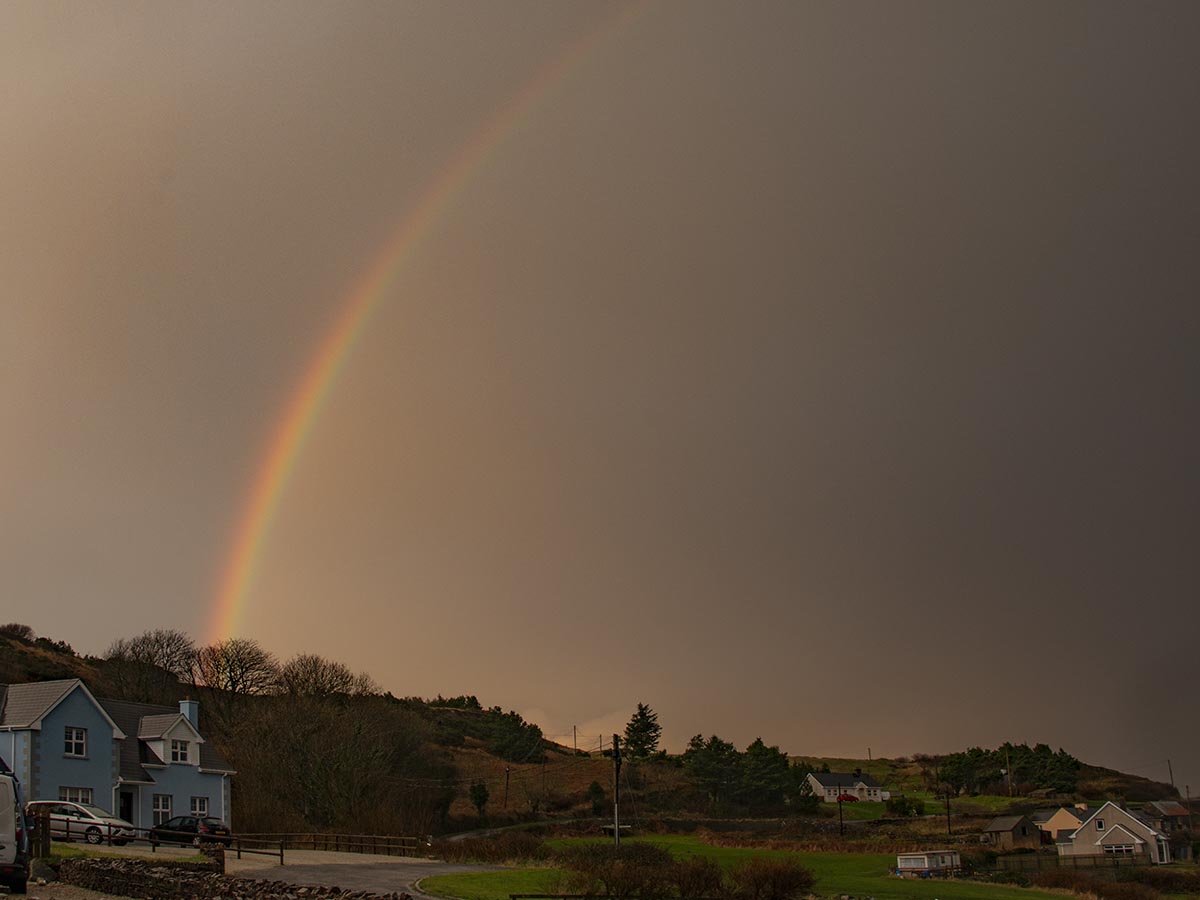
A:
[{"left": 421, "top": 834, "right": 1065, "bottom": 900}]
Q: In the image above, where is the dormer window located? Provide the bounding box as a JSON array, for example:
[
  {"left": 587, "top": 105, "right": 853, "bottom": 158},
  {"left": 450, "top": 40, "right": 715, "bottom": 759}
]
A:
[
  {"left": 64, "top": 726, "right": 87, "bottom": 758},
  {"left": 1096, "top": 818, "right": 1105, "bottom": 831},
  {"left": 171, "top": 739, "right": 189, "bottom": 762}
]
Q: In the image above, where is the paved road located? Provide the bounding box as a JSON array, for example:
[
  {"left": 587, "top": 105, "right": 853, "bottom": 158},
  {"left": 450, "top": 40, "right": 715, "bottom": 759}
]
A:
[
  {"left": 226, "top": 849, "right": 500, "bottom": 897},
  {"left": 77, "top": 843, "right": 496, "bottom": 897}
]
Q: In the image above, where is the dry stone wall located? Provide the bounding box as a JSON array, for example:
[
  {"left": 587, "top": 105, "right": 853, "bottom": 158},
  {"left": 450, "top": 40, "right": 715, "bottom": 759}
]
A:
[{"left": 57, "top": 858, "right": 411, "bottom": 900}]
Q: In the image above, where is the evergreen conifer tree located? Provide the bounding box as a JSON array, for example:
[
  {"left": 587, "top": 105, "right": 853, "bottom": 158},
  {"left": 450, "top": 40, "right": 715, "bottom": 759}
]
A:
[{"left": 623, "top": 702, "right": 662, "bottom": 759}]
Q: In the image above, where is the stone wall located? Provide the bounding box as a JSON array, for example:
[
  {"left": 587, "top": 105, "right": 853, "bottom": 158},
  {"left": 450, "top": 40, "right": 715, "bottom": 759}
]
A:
[{"left": 57, "top": 857, "right": 411, "bottom": 900}]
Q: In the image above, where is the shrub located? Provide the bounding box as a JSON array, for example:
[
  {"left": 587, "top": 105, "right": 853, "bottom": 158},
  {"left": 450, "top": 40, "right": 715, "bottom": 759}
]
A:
[
  {"left": 558, "top": 842, "right": 675, "bottom": 899},
  {"left": 1095, "top": 883, "right": 1161, "bottom": 900},
  {"left": 432, "top": 831, "right": 548, "bottom": 864},
  {"left": 1124, "top": 867, "right": 1200, "bottom": 893},
  {"left": 1032, "top": 869, "right": 1101, "bottom": 894},
  {"left": 671, "top": 856, "right": 726, "bottom": 899},
  {"left": 0, "top": 623, "right": 35, "bottom": 641},
  {"left": 728, "top": 858, "right": 815, "bottom": 900}
]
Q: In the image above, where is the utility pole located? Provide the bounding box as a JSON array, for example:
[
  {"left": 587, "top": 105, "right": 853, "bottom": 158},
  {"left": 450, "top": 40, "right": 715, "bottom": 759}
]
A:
[
  {"left": 504, "top": 765, "right": 510, "bottom": 809},
  {"left": 868, "top": 747, "right": 872, "bottom": 762},
  {"left": 612, "top": 733, "right": 622, "bottom": 847},
  {"left": 1167, "top": 759, "right": 1175, "bottom": 789},
  {"left": 1006, "top": 747, "right": 1013, "bottom": 797},
  {"left": 945, "top": 789, "right": 952, "bottom": 836},
  {"left": 573, "top": 725, "right": 577, "bottom": 754},
  {"left": 1187, "top": 785, "right": 1194, "bottom": 832},
  {"left": 837, "top": 781, "right": 844, "bottom": 836}
]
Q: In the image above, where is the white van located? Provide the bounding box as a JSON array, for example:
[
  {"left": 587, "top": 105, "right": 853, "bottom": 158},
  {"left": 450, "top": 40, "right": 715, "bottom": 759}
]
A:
[{"left": 0, "top": 772, "right": 29, "bottom": 894}]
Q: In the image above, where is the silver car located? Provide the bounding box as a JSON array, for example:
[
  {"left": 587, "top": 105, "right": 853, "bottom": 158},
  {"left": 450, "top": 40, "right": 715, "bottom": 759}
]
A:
[{"left": 25, "top": 800, "right": 137, "bottom": 845}]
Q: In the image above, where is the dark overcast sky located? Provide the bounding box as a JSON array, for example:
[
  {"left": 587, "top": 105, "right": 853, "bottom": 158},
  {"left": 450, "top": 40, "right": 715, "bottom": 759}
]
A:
[{"left": 2, "top": 1, "right": 1197, "bottom": 789}]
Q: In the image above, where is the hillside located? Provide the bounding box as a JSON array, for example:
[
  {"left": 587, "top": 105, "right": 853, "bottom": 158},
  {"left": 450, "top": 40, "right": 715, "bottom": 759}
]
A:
[{"left": 0, "top": 626, "right": 1181, "bottom": 835}]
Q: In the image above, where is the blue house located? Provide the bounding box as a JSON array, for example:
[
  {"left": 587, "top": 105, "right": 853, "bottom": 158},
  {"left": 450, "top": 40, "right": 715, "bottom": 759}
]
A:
[{"left": 0, "top": 679, "right": 234, "bottom": 827}]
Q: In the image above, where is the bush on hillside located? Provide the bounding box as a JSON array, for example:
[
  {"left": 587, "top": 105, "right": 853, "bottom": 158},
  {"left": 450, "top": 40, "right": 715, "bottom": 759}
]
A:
[
  {"left": 0, "top": 623, "right": 35, "bottom": 642},
  {"left": 728, "top": 858, "right": 815, "bottom": 900}
]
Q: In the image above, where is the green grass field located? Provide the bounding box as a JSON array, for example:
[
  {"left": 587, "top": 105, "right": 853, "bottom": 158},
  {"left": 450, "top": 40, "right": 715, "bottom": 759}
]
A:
[{"left": 420, "top": 834, "right": 1064, "bottom": 900}]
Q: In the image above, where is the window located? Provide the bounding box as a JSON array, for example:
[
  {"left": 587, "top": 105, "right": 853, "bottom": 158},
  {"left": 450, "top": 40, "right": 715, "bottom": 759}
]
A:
[
  {"left": 153, "top": 794, "right": 172, "bottom": 825},
  {"left": 171, "top": 740, "right": 189, "bottom": 763},
  {"left": 191, "top": 796, "right": 209, "bottom": 816},
  {"left": 1103, "top": 844, "right": 1134, "bottom": 856},
  {"left": 64, "top": 726, "right": 87, "bottom": 757},
  {"left": 58, "top": 787, "right": 93, "bottom": 805},
  {"left": 1096, "top": 818, "right": 1105, "bottom": 831}
]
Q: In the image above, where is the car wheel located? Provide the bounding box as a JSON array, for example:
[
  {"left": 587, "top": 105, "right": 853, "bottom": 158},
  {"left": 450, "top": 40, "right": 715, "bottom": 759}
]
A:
[{"left": 85, "top": 826, "right": 103, "bottom": 844}]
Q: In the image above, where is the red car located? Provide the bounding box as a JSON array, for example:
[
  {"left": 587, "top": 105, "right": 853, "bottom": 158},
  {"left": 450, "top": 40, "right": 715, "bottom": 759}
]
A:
[{"left": 837, "top": 793, "right": 860, "bottom": 802}]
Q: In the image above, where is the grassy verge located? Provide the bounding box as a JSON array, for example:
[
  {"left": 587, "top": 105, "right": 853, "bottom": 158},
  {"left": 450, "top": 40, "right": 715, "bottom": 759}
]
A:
[{"left": 421, "top": 834, "right": 1066, "bottom": 900}]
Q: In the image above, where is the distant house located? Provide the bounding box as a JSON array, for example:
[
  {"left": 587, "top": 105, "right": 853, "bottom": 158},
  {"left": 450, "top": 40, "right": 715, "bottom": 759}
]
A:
[
  {"left": 1032, "top": 805, "right": 1093, "bottom": 841},
  {"left": 982, "top": 815, "right": 1042, "bottom": 849},
  {"left": 1056, "top": 801, "right": 1172, "bottom": 865},
  {"left": 896, "top": 850, "right": 961, "bottom": 876},
  {"left": 1142, "top": 800, "right": 1190, "bottom": 834},
  {"left": 0, "top": 679, "right": 234, "bottom": 828},
  {"left": 807, "top": 769, "right": 888, "bottom": 802}
]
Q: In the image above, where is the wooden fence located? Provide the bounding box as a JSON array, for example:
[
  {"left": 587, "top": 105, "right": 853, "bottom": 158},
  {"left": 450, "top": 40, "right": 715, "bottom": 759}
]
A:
[{"left": 234, "top": 833, "right": 426, "bottom": 857}]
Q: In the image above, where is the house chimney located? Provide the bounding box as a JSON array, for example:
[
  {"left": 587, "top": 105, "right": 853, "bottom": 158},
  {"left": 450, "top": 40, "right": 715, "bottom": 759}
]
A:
[
  {"left": 180, "top": 698, "right": 199, "bottom": 728},
  {"left": 854, "top": 767, "right": 862, "bottom": 779}
]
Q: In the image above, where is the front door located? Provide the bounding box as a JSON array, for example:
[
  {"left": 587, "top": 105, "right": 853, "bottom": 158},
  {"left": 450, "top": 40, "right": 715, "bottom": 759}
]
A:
[{"left": 119, "top": 791, "right": 134, "bottom": 824}]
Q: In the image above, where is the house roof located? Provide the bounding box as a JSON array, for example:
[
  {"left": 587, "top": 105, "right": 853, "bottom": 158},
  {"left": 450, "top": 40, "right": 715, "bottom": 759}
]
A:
[
  {"left": 137, "top": 713, "right": 185, "bottom": 739},
  {"left": 98, "top": 697, "right": 234, "bottom": 779},
  {"left": 0, "top": 679, "right": 126, "bottom": 738},
  {"left": 0, "top": 680, "right": 77, "bottom": 728},
  {"left": 1148, "top": 800, "right": 1188, "bottom": 818},
  {"left": 1070, "top": 801, "right": 1167, "bottom": 841},
  {"left": 809, "top": 771, "right": 882, "bottom": 789},
  {"left": 984, "top": 815, "right": 1030, "bottom": 832}
]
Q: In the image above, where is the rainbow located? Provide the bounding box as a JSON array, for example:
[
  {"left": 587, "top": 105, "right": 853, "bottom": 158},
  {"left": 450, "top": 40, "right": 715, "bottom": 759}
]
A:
[{"left": 208, "top": 3, "right": 645, "bottom": 642}]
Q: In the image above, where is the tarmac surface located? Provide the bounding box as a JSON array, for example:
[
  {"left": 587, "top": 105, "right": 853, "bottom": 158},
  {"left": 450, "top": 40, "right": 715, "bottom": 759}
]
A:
[{"left": 69, "top": 843, "right": 498, "bottom": 898}]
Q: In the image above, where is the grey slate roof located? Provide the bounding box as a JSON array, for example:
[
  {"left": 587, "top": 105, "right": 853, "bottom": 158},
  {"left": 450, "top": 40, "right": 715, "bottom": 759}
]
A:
[
  {"left": 0, "top": 679, "right": 77, "bottom": 728},
  {"left": 809, "top": 771, "right": 882, "bottom": 789},
  {"left": 984, "top": 815, "right": 1029, "bottom": 832},
  {"left": 98, "top": 697, "right": 235, "bottom": 777},
  {"left": 137, "top": 714, "right": 182, "bottom": 739}
]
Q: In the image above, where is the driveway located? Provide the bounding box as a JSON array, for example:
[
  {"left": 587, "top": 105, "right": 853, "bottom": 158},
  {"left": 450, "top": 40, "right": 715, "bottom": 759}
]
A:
[{"left": 225, "top": 849, "right": 500, "bottom": 897}]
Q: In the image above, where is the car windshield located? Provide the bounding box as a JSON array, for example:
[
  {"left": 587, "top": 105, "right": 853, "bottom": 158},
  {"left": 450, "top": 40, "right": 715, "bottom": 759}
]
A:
[
  {"left": 201, "top": 818, "right": 226, "bottom": 826},
  {"left": 77, "top": 805, "right": 112, "bottom": 818}
]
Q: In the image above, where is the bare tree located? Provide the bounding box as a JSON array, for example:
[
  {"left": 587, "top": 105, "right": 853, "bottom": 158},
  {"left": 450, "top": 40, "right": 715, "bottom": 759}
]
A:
[
  {"left": 195, "top": 638, "right": 280, "bottom": 696},
  {"left": 279, "top": 653, "right": 378, "bottom": 699},
  {"left": 104, "top": 628, "right": 197, "bottom": 702}
]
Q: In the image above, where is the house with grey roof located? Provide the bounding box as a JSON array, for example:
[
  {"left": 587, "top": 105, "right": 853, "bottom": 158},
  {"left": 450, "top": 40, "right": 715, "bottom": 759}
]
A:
[
  {"left": 0, "top": 679, "right": 234, "bottom": 828},
  {"left": 1057, "top": 800, "right": 1172, "bottom": 865},
  {"left": 982, "top": 814, "right": 1042, "bottom": 849},
  {"left": 806, "top": 769, "right": 888, "bottom": 802}
]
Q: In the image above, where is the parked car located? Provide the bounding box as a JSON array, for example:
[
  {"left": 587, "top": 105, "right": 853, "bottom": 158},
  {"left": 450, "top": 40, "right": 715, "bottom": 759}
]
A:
[
  {"left": 24, "top": 800, "right": 136, "bottom": 845},
  {"left": 149, "top": 816, "right": 232, "bottom": 847},
  {"left": 1, "top": 773, "right": 30, "bottom": 894},
  {"left": 837, "top": 793, "right": 860, "bottom": 802}
]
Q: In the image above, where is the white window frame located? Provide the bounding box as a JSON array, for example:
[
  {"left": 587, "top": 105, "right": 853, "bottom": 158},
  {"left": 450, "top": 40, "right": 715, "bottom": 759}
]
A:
[
  {"left": 190, "top": 796, "right": 209, "bottom": 816},
  {"left": 1103, "top": 844, "right": 1134, "bottom": 856},
  {"left": 64, "top": 726, "right": 87, "bottom": 758},
  {"left": 59, "top": 787, "right": 93, "bottom": 805},
  {"left": 171, "top": 739, "right": 189, "bottom": 763},
  {"left": 153, "top": 794, "right": 172, "bottom": 825},
  {"left": 1096, "top": 818, "right": 1105, "bottom": 831}
]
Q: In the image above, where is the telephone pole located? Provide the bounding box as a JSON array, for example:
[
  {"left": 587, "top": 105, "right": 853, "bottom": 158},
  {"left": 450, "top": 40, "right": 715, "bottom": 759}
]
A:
[
  {"left": 612, "top": 733, "right": 622, "bottom": 847},
  {"left": 1167, "top": 759, "right": 1175, "bottom": 788},
  {"left": 1187, "top": 785, "right": 1194, "bottom": 832},
  {"left": 573, "top": 725, "right": 577, "bottom": 754},
  {"left": 503, "top": 765, "right": 510, "bottom": 809},
  {"left": 837, "top": 781, "right": 844, "bottom": 836}
]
